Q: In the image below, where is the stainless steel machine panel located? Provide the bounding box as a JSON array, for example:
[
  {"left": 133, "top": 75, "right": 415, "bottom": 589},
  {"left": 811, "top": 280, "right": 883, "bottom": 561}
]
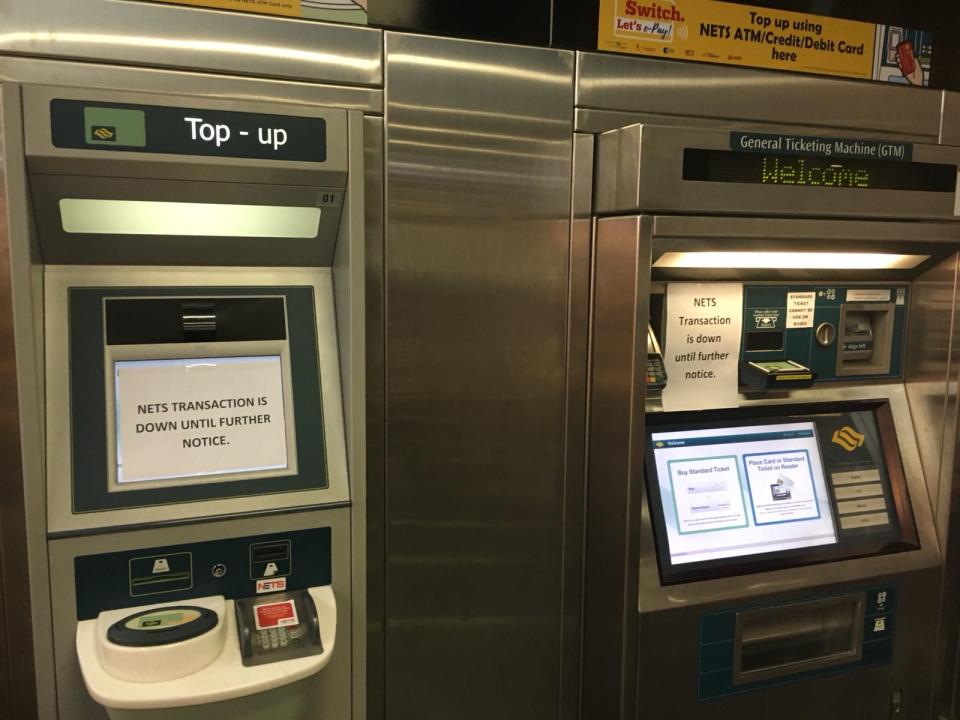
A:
[
  {"left": 576, "top": 51, "right": 943, "bottom": 141},
  {"left": 594, "top": 124, "right": 960, "bottom": 220},
  {"left": 0, "top": 81, "right": 40, "bottom": 720},
  {"left": 380, "top": 33, "right": 577, "bottom": 720},
  {"left": 0, "top": 1, "right": 382, "bottom": 87}
]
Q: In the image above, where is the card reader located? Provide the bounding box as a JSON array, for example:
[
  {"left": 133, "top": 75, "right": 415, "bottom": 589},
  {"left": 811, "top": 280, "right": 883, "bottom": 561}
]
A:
[{"left": 647, "top": 324, "right": 668, "bottom": 391}]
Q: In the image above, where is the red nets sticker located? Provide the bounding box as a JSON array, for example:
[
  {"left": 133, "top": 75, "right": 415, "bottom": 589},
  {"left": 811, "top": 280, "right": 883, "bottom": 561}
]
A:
[
  {"left": 256, "top": 577, "right": 287, "bottom": 594},
  {"left": 254, "top": 599, "right": 299, "bottom": 630}
]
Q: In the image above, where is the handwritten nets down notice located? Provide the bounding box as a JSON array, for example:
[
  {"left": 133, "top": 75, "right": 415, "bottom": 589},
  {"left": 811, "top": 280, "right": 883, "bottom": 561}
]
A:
[
  {"left": 661, "top": 283, "right": 744, "bottom": 412},
  {"left": 114, "top": 355, "right": 290, "bottom": 484}
]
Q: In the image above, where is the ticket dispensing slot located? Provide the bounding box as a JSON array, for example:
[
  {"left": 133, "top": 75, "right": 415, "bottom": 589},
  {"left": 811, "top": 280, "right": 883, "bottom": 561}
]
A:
[
  {"left": 837, "top": 303, "right": 894, "bottom": 376},
  {"left": 734, "top": 594, "right": 864, "bottom": 685}
]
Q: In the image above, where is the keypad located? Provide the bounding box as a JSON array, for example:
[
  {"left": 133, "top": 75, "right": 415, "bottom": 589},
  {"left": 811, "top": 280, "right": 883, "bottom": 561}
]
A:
[
  {"left": 647, "top": 354, "right": 667, "bottom": 389},
  {"left": 256, "top": 626, "right": 293, "bottom": 651}
]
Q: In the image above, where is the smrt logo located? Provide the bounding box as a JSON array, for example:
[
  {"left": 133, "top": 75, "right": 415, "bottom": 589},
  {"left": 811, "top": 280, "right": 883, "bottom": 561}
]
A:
[
  {"left": 90, "top": 125, "right": 116, "bottom": 142},
  {"left": 832, "top": 426, "right": 865, "bottom": 451}
]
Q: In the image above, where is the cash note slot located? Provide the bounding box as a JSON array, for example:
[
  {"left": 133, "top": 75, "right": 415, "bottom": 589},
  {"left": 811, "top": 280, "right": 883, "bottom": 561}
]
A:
[{"left": 733, "top": 594, "right": 864, "bottom": 685}]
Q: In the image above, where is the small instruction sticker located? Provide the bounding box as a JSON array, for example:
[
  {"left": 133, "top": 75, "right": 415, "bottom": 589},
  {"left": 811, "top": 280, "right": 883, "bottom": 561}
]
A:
[
  {"left": 786, "top": 292, "right": 816, "bottom": 329},
  {"left": 254, "top": 599, "right": 298, "bottom": 630},
  {"left": 847, "top": 288, "right": 891, "bottom": 302}
]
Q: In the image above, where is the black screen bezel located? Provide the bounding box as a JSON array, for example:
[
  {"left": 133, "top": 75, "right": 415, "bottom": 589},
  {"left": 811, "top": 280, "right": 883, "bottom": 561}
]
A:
[{"left": 644, "top": 399, "right": 919, "bottom": 585}]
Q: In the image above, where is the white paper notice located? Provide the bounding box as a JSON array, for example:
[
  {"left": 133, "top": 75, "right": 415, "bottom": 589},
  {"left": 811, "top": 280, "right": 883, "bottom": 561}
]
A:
[
  {"left": 661, "top": 283, "right": 743, "bottom": 412},
  {"left": 115, "top": 355, "right": 289, "bottom": 484},
  {"left": 786, "top": 292, "right": 816, "bottom": 329}
]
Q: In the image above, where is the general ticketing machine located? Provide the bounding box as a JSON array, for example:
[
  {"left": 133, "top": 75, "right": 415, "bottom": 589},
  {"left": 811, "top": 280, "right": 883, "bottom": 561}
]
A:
[
  {"left": 3, "top": 82, "right": 365, "bottom": 719},
  {"left": 585, "top": 123, "right": 960, "bottom": 718}
]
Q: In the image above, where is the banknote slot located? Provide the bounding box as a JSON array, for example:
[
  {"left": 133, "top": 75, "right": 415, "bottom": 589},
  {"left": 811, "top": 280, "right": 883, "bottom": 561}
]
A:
[{"left": 734, "top": 594, "right": 864, "bottom": 685}]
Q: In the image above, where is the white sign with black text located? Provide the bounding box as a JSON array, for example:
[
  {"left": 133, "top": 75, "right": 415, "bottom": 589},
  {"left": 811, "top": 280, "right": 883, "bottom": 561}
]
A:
[
  {"left": 786, "top": 292, "right": 816, "bottom": 329},
  {"left": 114, "top": 355, "right": 290, "bottom": 484},
  {"left": 662, "top": 283, "right": 744, "bottom": 412}
]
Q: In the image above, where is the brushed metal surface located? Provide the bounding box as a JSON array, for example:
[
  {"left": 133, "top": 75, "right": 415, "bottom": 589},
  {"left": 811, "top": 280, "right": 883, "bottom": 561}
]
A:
[
  {"left": 583, "top": 216, "right": 651, "bottom": 720},
  {"left": 383, "top": 33, "right": 574, "bottom": 719},
  {"left": 594, "top": 123, "right": 960, "bottom": 220},
  {"left": 363, "top": 114, "right": 386, "bottom": 720},
  {"left": 942, "top": 92, "right": 960, "bottom": 146},
  {"left": 561, "top": 135, "right": 593, "bottom": 720},
  {"left": 0, "top": 0, "right": 382, "bottom": 86},
  {"left": 573, "top": 134, "right": 594, "bottom": 219},
  {"left": 0, "top": 55, "right": 382, "bottom": 114},
  {"left": 0, "top": 84, "right": 39, "bottom": 719},
  {"left": 905, "top": 255, "right": 958, "bottom": 533},
  {"left": 913, "top": 254, "right": 960, "bottom": 720},
  {"left": 577, "top": 52, "right": 943, "bottom": 141},
  {"left": 575, "top": 107, "right": 940, "bottom": 140},
  {"left": 333, "top": 109, "right": 368, "bottom": 720}
]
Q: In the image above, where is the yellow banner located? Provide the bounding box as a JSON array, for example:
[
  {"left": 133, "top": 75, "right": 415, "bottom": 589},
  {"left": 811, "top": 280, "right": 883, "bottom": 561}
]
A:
[
  {"left": 145, "top": 0, "right": 370, "bottom": 24},
  {"left": 155, "top": 0, "right": 301, "bottom": 17},
  {"left": 597, "top": 0, "right": 930, "bottom": 86}
]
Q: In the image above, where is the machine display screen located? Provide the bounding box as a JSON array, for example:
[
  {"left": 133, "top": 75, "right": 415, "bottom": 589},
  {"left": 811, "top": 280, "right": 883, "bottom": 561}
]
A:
[
  {"left": 114, "top": 355, "right": 292, "bottom": 485},
  {"left": 645, "top": 401, "right": 918, "bottom": 584},
  {"left": 650, "top": 421, "right": 837, "bottom": 566},
  {"left": 682, "top": 148, "right": 957, "bottom": 192}
]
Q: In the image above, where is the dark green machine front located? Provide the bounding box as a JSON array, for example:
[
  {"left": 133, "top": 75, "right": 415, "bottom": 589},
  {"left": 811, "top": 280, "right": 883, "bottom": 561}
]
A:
[{"left": 741, "top": 284, "right": 907, "bottom": 382}]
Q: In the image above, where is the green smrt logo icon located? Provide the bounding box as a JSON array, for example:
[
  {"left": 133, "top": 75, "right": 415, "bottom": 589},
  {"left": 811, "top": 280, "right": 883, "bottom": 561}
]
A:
[
  {"left": 831, "top": 425, "right": 865, "bottom": 452},
  {"left": 90, "top": 125, "right": 117, "bottom": 142}
]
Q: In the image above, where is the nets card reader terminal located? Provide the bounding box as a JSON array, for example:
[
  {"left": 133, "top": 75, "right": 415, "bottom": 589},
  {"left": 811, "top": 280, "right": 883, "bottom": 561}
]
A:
[
  {"left": 235, "top": 590, "right": 323, "bottom": 667},
  {"left": 647, "top": 324, "right": 668, "bottom": 391}
]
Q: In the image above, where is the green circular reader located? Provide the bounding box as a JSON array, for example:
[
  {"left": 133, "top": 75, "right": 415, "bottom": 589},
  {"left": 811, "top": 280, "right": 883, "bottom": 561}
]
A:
[{"left": 107, "top": 606, "right": 218, "bottom": 647}]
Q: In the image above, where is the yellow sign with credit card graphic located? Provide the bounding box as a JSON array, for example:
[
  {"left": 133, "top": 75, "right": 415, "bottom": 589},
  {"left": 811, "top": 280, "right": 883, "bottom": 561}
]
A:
[
  {"left": 597, "top": 0, "right": 932, "bottom": 86},
  {"left": 157, "top": 0, "right": 301, "bottom": 16},
  {"left": 141, "top": 0, "right": 369, "bottom": 24}
]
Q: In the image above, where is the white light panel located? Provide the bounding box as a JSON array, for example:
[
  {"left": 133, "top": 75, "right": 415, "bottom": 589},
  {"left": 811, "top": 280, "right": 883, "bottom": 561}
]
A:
[
  {"left": 59, "top": 199, "right": 321, "bottom": 238},
  {"left": 653, "top": 251, "right": 929, "bottom": 270}
]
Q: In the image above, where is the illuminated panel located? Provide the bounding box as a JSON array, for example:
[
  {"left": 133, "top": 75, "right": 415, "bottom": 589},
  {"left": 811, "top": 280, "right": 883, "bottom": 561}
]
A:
[
  {"left": 60, "top": 199, "right": 321, "bottom": 238},
  {"left": 654, "top": 252, "right": 929, "bottom": 270},
  {"left": 683, "top": 149, "right": 956, "bottom": 192}
]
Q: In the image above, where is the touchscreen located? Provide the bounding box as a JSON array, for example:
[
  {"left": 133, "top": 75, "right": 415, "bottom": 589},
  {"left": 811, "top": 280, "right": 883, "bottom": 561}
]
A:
[
  {"left": 114, "top": 355, "right": 290, "bottom": 484},
  {"left": 650, "top": 421, "right": 837, "bottom": 565}
]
